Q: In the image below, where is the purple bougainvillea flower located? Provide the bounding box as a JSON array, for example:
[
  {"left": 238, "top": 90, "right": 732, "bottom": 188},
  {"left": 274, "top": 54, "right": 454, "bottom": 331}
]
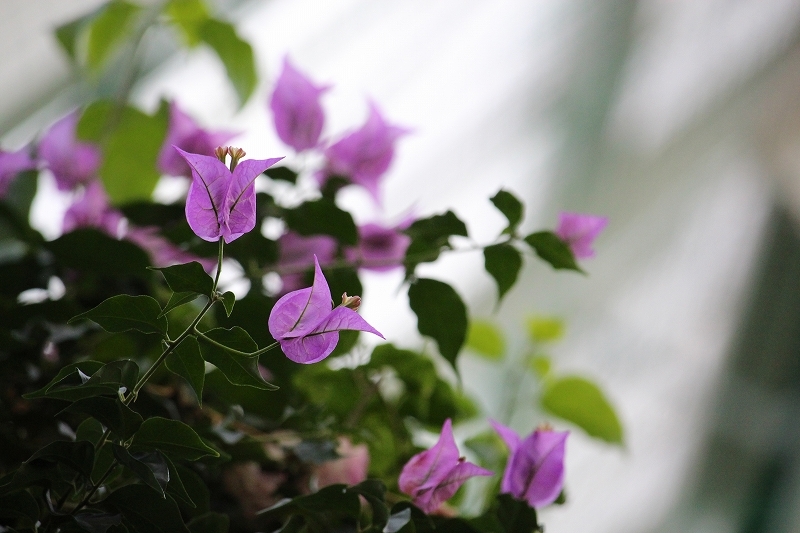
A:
[
  {"left": 555, "top": 212, "right": 608, "bottom": 259},
  {"left": 176, "top": 148, "right": 282, "bottom": 243},
  {"left": 158, "top": 102, "right": 238, "bottom": 178},
  {"left": 126, "top": 225, "right": 217, "bottom": 271},
  {"left": 0, "top": 147, "right": 37, "bottom": 196},
  {"left": 269, "top": 57, "right": 330, "bottom": 152},
  {"left": 320, "top": 102, "right": 409, "bottom": 202},
  {"left": 276, "top": 231, "right": 337, "bottom": 294},
  {"left": 399, "top": 419, "right": 493, "bottom": 514},
  {"left": 344, "top": 221, "right": 411, "bottom": 272},
  {"left": 268, "top": 256, "right": 383, "bottom": 364},
  {"left": 491, "top": 420, "right": 568, "bottom": 508},
  {"left": 62, "top": 180, "right": 123, "bottom": 237},
  {"left": 38, "top": 112, "right": 101, "bottom": 191}
]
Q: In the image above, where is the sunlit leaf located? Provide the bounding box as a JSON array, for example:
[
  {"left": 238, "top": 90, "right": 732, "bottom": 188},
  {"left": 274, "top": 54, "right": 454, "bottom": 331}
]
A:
[
  {"left": 540, "top": 376, "right": 623, "bottom": 444},
  {"left": 526, "top": 316, "right": 564, "bottom": 343},
  {"left": 199, "top": 19, "right": 256, "bottom": 105},
  {"left": 465, "top": 320, "right": 505, "bottom": 360}
]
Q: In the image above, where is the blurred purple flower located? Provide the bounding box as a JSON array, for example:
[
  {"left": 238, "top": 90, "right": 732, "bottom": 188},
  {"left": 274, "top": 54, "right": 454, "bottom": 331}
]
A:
[
  {"left": 126, "top": 225, "right": 216, "bottom": 271},
  {"left": 399, "top": 419, "right": 493, "bottom": 514},
  {"left": 38, "top": 112, "right": 101, "bottom": 191},
  {"left": 269, "top": 57, "right": 329, "bottom": 152},
  {"left": 344, "top": 221, "right": 411, "bottom": 272},
  {"left": 320, "top": 102, "right": 409, "bottom": 202},
  {"left": 268, "top": 256, "right": 383, "bottom": 364},
  {"left": 0, "top": 147, "right": 37, "bottom": 196},
  {"left": 158, "top": 102, "right": 238, "bottom": 178},
  {"left": 176, "top": 147, "right": 282, "bottom": 243},
  {"left": 312, "top": 437, "right": 370, "bottom": 489},
  {"left": 276, "top": 231, "right": 337, "bottom": 294},
  {"left": 62, "top": 181, "right": 123, "bottom": 237},
  {"left": 555, "top": 212, "right": 608, "bottom": 259},
  {"left": 491, "top": 420, "right": 568, "bottom": 508}
]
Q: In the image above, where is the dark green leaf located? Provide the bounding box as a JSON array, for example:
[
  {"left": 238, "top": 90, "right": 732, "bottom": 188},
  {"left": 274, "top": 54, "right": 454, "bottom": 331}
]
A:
[
  {"left": 130, "top": 417, "right": 219, "bottom": 461},
  {"left": 28, "top": 360, "right": 139, "bottom": 402},
  {"left": 151, "top": 262, "right": 213, "bottom": 296},
  {"left": 87, "top": 1, "right": 141, "bottom": 70},
  {"left": 187, "top": 512, "right": 229, "bottom": 533},
  {"left": 28, "top": 441, "right": 95, "bottom": 478},
  {"left": 404, "top": 211, "right": 468, "bottom": 271},
  {"left": 389, "top": 503, "right": 433, "bottom": 533},
  {"left": 4, "top": 169, "right": 38, "bottom": 221},
  {"left": 197, "top": 327, "right": 278, "bottom": 390},
  {"left": 73, "top": 511, "right": 123, "bottom": 533},
  {"left": 323, "top": 267, "right": 362, "bottom": 306},
  {"left": 264, "top": 166, "right": 298, "bottom": 184},
  {"left": 199, "top": 19, "right": 256, "bottom": 105},
  {"left": 161, "top": 292, "right": 201, "bottom": 317},
  {"left": 112, "top": 445, "right": 168, "bottom": 497},
  {"left": 493, "top": 493, "right": 541, "bottom": 533},
  {"left": 174, "top": 465, "right": 209, "bottom": 514},
  {"left": 483, "top": 243, "right": 522, "bottom": 303},
  {"left": 408, "top": 279, "right": 468, "bottom": 371},
  {"left": 70, "top": 294, "right": 167, "bottom": 335},
  {"left": 351, "top": 480, "right": 388, "bottom": 529},
  {"left": 220, "top": 291, "right": 235, "bottom": 317},
  {"left": 78, "top": 101, "right": 169, "bottom": 204},
  {"left": 256, "top": 484, "right": 360, "bottom": 521},
  {"left": 465, "top": 320, "right": 505, "bottom": 360},
  {"left": 76, "top": 417, "right": 106, "bottom": 447},
  {"left": 166, "top": 0, "right": 210, "bottom": 46},
  {"left": 166, "top": 336, "right": 205, "bottom": 404},
  {"left": 162, "top": 455, "right": 196, "bottom": 509},
  {"left": 490, "top": 190, "right": 524, "bottom": 234},
  {"left": 384, "top": 508, "right": 411, "bottom": 533},
  {"left": 105, "top": 485, "right": 190, "bottom": 533},
  {"left": 0, "top": 490, "right": 40, "bottom": 523},
  {"left": 63, "top": 396, "right": 143, "bottom": 439},
  {"left": 540, "top": 376, "right": 623, "bottom": 444},
  {"left": 284, "top": 199, "right": 357, "bottom": 245},
  {"left": 523, "top": 231, "right": 582, "bottom": 273},
  {"left": 48, "top": 228, "right": 150, "bottom": 276},
  {"left": 24, "top": 360, "right": 105, "bottom": 399}
]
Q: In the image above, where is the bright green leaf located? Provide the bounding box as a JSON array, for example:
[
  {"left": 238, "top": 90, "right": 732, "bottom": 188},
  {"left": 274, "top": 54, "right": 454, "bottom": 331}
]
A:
[
  {"left": 151, "top": 261, "right": 213, "bottom": 296},
  {"left": 526, "top": 316, "right": 564, "bottom": 343},
  {"left": 197, "top": 327, "right": 278, "bottom": 390},
  {"left": 199, "top": 19, "right": 256, "bottom": 105},
  {"left": 166, "top": 336, "right": 205, "bottom": 404},
  {"left": 483, "top": 243, "right": 523, "bottom": 303},
  {"left": 466, "top": 320, "right": 505, "bottom": 360},
  {"left": 70, "top": 294, "right": 168, "bottom": 335},
  {"left": 166, "top": 0, "right": 210, "bottom": 46},
  {"left": 540, "top": 376, "right": 623, "bottom": 444},
  {"left": 87, "top": 1, "right": 141, "bottom": 70},
  {"left": 490, "top": 190, "right": 524, "bottom": 234},
  {"left": 130, "top": 417, "right": 220, "bottom": 461},
  {"left": 523, "top": 231, "right": 583, "bottom": 273},
  {"left": 529, "top": 355, "right": 551, "bottom": 379},
  {"left": 408, "top": 278, "right": 468, "bottom": 372}
]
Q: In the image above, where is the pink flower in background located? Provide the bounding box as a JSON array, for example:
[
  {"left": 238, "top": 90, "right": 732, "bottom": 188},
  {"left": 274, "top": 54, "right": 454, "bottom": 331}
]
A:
[
  {"left": 0, "top": 147, "right": 37, "bottom": 196},
  {"left": 270, "top": 57, "right": 330, "bottom": 152},
  {"left": 38, "top": 112, "right": 101, "bottom": 191},
  {"left": 158, "top": 102, "right": 238, "bottom": 178},
  {"left": 276, "top": 231, "right": 337, "bottom": 294},
  {"left": 176, "top": 147, "right": 282, "bottom": 243},
  {"left": 320, "top": 103, "right": 409, "bottom": 202},
  {"left": 399, "top": 419, "right": 493, "bottom": 514},
  {"left": 313, "top": 437, "right": 369, "bottom": 489},
  {"left": 491, "top": 420, "right": 568, "bottom": 509},
  {"left": 344, "top": 221, "right": 411, "bottom": 272},
  {"left": 268, "top": 256, "right": 383, "bottom": 364},
  {"left": 62, "top": 181, "right": 123, "bottom": 237},
  {"left": 554, "top": 212, "right": 608, "bottom": 259},
  {"left": 125, "top": 225, "right": 216, "bottom": 271}
]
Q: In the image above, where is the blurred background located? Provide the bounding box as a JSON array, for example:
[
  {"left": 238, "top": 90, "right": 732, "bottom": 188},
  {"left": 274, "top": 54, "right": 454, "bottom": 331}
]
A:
[{"left": 3, "top": 0, "right": 800, "bottom": 531}]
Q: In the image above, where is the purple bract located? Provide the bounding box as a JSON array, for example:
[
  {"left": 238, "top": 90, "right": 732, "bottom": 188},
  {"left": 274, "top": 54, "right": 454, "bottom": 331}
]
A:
[
  {"left": 62, "top": 181, "right": 123, "bottom": 237},
  {"left": 555, "top": 212, "right": 608, "bottom": 259},
  {"left": 269, "top": 57, "right": 329, "bottom": 152},
  {"left": 0, "top": 147, "right": 37, "bottom": 196},
  {"left": 344, "top": 221, "right": 411, "bottom": 272},
  {"left": 268, "top": 256, "right": 383, "bottom": 364},
  {"left": 399, "top": 419, "right": 493, "bottom": 514},
  {"left": 38, "top": 112, "right": 102, "bottom": 191},
  {"left": 276, "top": 231, "right": 337, "bottom": 294},
  {"left": 491, "top": 420, "right": 568, "bottom": 508}
]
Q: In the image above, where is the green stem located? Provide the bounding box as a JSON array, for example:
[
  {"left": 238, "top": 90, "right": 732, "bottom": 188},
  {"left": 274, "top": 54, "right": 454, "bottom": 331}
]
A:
[
  {"left": 70, "top": 459, "right": 118, "bottom": 515},
  {"left": 194, "top": 328, "right": 279, "bottom": 357},
  {"left": 212, "top": 238, "right": 224, "bottom": 293}
]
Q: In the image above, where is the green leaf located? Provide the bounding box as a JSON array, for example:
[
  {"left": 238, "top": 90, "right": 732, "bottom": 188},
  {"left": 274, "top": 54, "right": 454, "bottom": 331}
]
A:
[
  {"left": 112, "top": 445, "right": 169, "bottom": 497},
  {"left": 483, "top": 243, "right": 522, "bottom": 303},
  {"left": 526, "top": 316, "right": 564, "bottom": 343},
  {"left": 0, "top": 490, "right": 40, "bottom": 523},
  {"left": 48, "top": 228, "right": 150, "bottom": 276},
  {"left": 523, "top": 231, "right": 582, "bottom": 273},
  {"left": 166, "top": 0, "right": 210, "bottom": 46},
  {"left": 63, "top": 396, "right": 143, "bottom": 439},
  {"left": 87, "top": 1, "right": 141, "bottom": 70},
  {"left": 161, "top": 291, "right": 201, "bottom": 317},
  {"left": 24, "top": 360, "right": 105, "bottom": 399},
  {"left": 529, "top": 355, "right": 551, "bottom": 379},
  {"left": 220, "top": 291, "right": 235, "bottom": 317},
  {"left": 55, "top": 14, "right": 92, "bottom": 60},
  {"left": 465, "top": 320, "right": 505, "bottom": 360},
  {"left": 152, "top": 261, "right": 214, "bottom": 296},
  {"left": 540, "top": 376, "right": 623, "bottom": 444},
  {"left": 256, "top": 484, "right": 360, "bottom": 521},
  {"left": 404, "top": 211, "right": 468, "bottom": 271},
  {"left": 199, "top": 19, "right": 256, "bottom": 105},
  {"left": 105, "top": 485, "right": 190, "bottom": 533},
  {"left": 76, "top": 417, "right": 106, "bottom": 447},
  {"left": 27, "top": 360, "right": 139, "bottom": 402},
  {"left": 27, "top": 441, "right": 95, "bottom": 479},
  {"left": 78, "top": 101, "right": 169, "bottom": 205},
  {"left": 351, "top": 480, "right": 389, "bottom": 530},
  {"left": 174, "top": 464, "right": 209, "bottom": 514},
  {"left": 70, "top": 294, "right": 168, "bottom": 335},
  {"left": 408, "top": 279, "right": 468, "bottom": 371},
  {"left": 166, "top": 336, "right": 205, "bottom": 404},
  {"left": 162, "top": 455, "right": 196, "bottom": 509},
  {"left": 283, "top": 199, "right": 357, "bottom": 245},
  {"left": 197, "top": 328, "right": 278, "bottom": 390},
  {"left": 131, "top": 417, "right": 219, "bottom": 460},
  {"left": 188, "top": 512, "right": 229, "bottom": 533},
  {"left": 264, "top": 165, "right": 298, "bottom": 184},
  {"left": 73, "top": 511, "right": 123, "bottom": 533},
  {"left": 490, "top": 190, "right": 524, "bottom": 234},
  {"left": 492, "top": 494, "right": 541, "bottom": 533}
]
